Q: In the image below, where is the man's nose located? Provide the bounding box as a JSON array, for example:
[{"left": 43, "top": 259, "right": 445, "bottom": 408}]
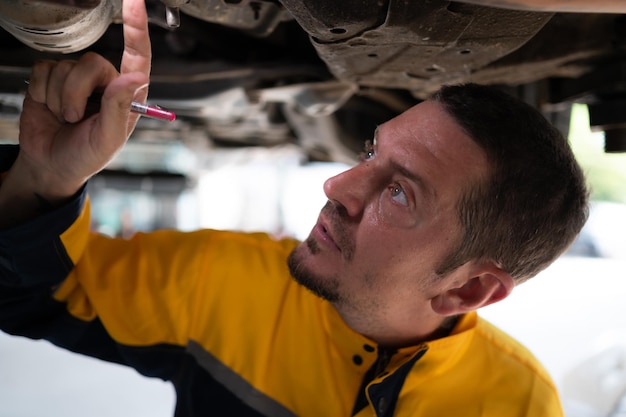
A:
[{"left": 323, "top": 164, "right": 372, "bottom": 218}]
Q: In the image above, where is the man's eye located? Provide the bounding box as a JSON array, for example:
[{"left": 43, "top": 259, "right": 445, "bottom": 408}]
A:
[
  {"left": 390, "top": 184, "right": 409, "bottom": 206},
  {"left": 360, "top": 140, "right": 375, "bottom": 161}
]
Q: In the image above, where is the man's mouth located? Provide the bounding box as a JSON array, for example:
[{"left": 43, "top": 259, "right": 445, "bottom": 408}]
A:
[
  {"left": 307, "top": 201, "right": 357, "bottom": 261},
  {"left": 313, "top": 201, "right": 356, "bottom": 257},
  {"left": 312, "top": 220, "right": 341, "bottom": 253}
]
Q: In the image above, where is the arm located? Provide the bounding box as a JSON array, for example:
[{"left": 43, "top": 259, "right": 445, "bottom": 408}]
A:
[
  {"left": 0, "top": 0, "right": 154, "bottom": 362},
  {"left": 0, "top": 0, "right": 151, "bottom": 229}
]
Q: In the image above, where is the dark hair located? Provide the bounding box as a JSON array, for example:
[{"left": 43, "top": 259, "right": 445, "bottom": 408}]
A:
[{"left": 431, "top": 83, "right": 589, "bottom": 283}]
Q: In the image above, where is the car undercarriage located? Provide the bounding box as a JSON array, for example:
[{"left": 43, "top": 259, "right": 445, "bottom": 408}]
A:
[{"left": 0, "top": 0, "right": 625, "bottom": 167}]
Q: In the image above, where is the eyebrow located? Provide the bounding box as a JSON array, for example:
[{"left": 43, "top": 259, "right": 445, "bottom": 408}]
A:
[{"left": 373, "top": 128, "right": 438, "bottom": 203}]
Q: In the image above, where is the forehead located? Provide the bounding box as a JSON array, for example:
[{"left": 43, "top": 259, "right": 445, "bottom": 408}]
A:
[{"left": 375, "top": 100, "right": 489, "bottom": 202}]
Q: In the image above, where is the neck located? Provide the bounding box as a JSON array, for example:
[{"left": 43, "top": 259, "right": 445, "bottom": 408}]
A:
[{"left": 332, "top": 302, "right": 459, "bottom": 348}]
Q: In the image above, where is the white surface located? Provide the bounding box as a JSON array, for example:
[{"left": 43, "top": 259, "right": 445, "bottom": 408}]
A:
[{"left": 0, "top": 335, "right": 175, "bottom": 417}]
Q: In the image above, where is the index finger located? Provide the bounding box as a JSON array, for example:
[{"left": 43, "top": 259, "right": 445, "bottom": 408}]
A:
[{"left": 120, "top": 0, "right": 151, "bottom": 79}]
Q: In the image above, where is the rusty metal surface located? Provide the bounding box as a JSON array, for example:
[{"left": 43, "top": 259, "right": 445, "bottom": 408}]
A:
[{"left": 455, "top": 0, "right": 626, "bottom": 13}]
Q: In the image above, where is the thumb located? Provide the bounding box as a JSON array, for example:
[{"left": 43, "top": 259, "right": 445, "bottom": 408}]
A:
[{"left": 96, "top": 72, "right": 149, "bottom": 145}]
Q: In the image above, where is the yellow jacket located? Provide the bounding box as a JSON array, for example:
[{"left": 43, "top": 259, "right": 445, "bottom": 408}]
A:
[{"left": 0, "top": 193, "right": 564, "bottom": 416}]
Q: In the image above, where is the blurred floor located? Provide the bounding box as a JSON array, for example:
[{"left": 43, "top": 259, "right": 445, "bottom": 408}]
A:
[{"left": 0, "top": 334, "right": 175, "bottom": 417}]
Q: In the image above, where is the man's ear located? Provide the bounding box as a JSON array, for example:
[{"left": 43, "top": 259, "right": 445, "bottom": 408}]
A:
[{"left": 430, "top": 261, "right": 515, "bottom": 316}]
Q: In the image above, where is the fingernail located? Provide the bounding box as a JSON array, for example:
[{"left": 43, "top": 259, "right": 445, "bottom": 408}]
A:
[
  {"left": 64, "top": 108, "right": 80, "bottom": 123},
  {"left": 133, "top": 83, "right": 150, "bottom": 96}
]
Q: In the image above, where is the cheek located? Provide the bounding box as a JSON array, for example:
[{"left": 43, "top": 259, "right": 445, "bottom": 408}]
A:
[
  {"left": 359, "top": 226, "right": 447, "bottom": 278},
  {"left": 376, "top": 196, "right": 422, "bottom": 229},
  {"left": 352, "top": 229, "right": 418, "bottom": 274}
]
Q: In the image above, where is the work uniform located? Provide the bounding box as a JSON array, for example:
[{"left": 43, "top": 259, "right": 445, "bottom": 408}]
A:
[{"left": 0, "top": 154, "right": 564, "bottom": 416}]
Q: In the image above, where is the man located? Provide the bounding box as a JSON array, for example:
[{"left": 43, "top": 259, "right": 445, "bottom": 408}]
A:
[{"left": 0, "top": 0, "right": 588, "bottom": 416}]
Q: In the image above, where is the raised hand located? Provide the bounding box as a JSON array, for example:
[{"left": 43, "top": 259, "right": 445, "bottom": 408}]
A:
[{"left": 0, "top": 0, "right": 152, "bottom": 227}]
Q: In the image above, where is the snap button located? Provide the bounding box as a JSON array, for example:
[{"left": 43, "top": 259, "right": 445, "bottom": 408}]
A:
[{"left": 377, "top": 397, "right": 388, "bottom": 414}]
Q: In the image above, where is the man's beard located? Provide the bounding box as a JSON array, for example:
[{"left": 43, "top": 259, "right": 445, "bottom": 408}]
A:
[
  {"left": 287, "top": 237, "right": 342, "bottom": 303},
  {"left": 287, "top": 201, "right": 355, "bottom": 303}
]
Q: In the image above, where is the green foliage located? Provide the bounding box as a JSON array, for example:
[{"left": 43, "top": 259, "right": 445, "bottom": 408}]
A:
[{"left": 568, "top": 104, "right": 626, "bottom": 203}]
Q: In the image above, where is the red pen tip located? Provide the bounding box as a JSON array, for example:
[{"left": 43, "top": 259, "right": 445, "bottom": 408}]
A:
[{"left": 144, "top": 105, "right": 176, "bottom": 122}]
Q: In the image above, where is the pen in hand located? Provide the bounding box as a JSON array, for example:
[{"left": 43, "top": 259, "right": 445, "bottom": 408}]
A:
[
  {"left": 129, "top": 101, "right": 176, "bottom": 122},
  {"left": 85, "top": 91, "right": 176, "bottom": 122},
  {"left": 24, "top": 80, "right": 176, "bottom": 122}
]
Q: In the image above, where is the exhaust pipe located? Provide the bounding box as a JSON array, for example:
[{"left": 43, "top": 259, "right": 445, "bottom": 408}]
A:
[{"left": 0, "top": 0, "right": 121, "bottom": 54}]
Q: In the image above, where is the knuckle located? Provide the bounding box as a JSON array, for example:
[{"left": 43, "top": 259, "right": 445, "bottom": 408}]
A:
[
  {"left": 79, "top": 51, "right": 105, "bottom": 66},
  {"left": 53, "top": 60, "right": 76, "bottom": 76},
  {"left": 31, "top": 59, "right": 55, "bottom": 74},
  {"left": 29, "top": 60, "right": 55, "bottom": 102}
]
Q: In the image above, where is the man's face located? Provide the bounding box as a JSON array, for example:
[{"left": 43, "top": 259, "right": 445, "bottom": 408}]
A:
[{"left": 288, "top": 100, "right": 489, "bottom": 322}]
